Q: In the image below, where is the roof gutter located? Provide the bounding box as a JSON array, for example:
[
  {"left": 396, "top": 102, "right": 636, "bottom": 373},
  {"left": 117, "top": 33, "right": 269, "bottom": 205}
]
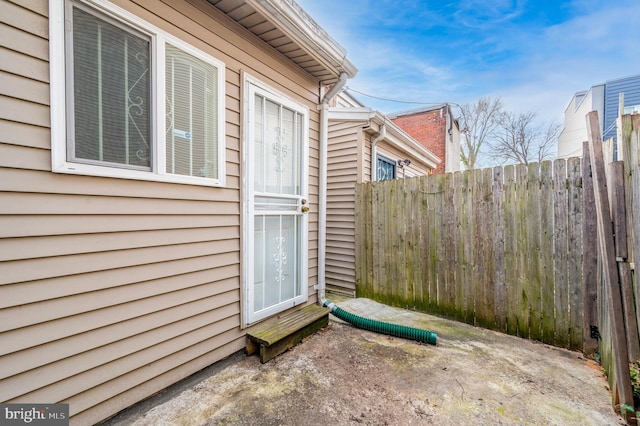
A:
[{"left": 317, "top": 72, "right": 349, "bottom": 304}]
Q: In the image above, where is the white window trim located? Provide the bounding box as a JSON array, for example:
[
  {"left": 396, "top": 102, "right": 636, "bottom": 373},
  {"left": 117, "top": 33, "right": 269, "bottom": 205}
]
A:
[{"left": 49, "top": 0, "right": 226, "bottom": 187}]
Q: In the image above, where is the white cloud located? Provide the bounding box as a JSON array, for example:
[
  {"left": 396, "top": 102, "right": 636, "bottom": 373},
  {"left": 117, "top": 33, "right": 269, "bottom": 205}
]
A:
[{"left": 297, "top": 0, "right": 640, "bottom": 123}]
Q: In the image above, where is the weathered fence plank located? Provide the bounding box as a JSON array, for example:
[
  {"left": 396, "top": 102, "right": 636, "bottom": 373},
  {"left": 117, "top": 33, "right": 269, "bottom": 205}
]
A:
[
  {"left": 419, "top": 177, "right": 429, "bottom": 310},
  {"left": 453, "top": 171, "right": 465, "bottom": 322},
  {"left": 503, "top": 165, "right": 518, "bottom": 335},
  {"left": 567, "top": 157, "right": 584, "bottom": 351},
  {"left": 620, "top": 114, "right": 640, "bottom": 350},
  {"left": 405, "top": 178, "right": 418, "bottom": 308},
  {"left": 527, "top": 163, "right": 542, "bottom": 341},
  {"left": 553, "top": 158, "right": 570, "bottom": 348},
  {"left": 539, "top": 161, "right": 555, "bottom": 344},
  {"left": 473, "top": 170, "right": 485, "bottom": 326},
  {"left": 632, "top": 116, "right": 640, "bottom": 347},
  {"left": 442, "top": 173, "right": 456, "bottom": 316},
  {"left": 371, "top": 181, "right": 383, "bottom": 300},
  {"left": 493, "top": 166, "right": 506, "bottom": 332},
  {"left": 395, "top": 179, "right": 406, "bottom": 305},
  {"left": 516, "top": 164, "right": 530, "bottom": 338},
  {"left": 581, "top": 143, "right": 599, "bottom": 358},
  {"left": 434, "top": 174, "right": 446, "bottom": 315},
  {"left": 355, "top": 183, "right": 370, "bottom": 298},
  {"left": 427, "top": 175, "right": 439, "bottom": 312},
  {"left": 462, "top": 170, "right": 474, "bottom": 324},
  {"left": 479, "top": 167, "right": 495, "bottom": 329}
]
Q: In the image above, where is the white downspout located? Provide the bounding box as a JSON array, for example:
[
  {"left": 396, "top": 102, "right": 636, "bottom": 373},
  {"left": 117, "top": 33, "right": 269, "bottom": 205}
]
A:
[
  {"left": 370, "top": 124, "right": 386, "bottom": 181},
  {"left": 317, "top": 72, "right": 348, "bottom": 305}
]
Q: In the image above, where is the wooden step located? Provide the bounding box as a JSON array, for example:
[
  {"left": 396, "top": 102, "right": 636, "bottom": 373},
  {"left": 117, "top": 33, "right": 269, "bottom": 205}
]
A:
[{"left": 246, "top": 304, "right": 331, "bottom": 363}]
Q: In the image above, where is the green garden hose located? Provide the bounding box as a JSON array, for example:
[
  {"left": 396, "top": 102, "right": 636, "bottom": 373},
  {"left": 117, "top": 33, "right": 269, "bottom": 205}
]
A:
[{"left": 323, "top": 300, "right": 437, "bottom": 345}]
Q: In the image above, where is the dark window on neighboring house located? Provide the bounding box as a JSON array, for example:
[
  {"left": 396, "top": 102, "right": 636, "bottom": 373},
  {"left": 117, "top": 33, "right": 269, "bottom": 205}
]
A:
[{"left": 376, "top": 155, "right": 396, "bottom": 181}]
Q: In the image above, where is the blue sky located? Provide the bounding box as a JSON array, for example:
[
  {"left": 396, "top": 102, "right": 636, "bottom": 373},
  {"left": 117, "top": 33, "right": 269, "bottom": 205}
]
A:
[{"left": 296, "top": 0, "right": 640, "bottom": 124}]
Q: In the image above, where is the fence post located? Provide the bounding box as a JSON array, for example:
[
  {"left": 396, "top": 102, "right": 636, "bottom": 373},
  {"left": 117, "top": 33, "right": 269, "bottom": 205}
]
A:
[{"left": 586, "top": 111, "right": 634, "bottom": 421}]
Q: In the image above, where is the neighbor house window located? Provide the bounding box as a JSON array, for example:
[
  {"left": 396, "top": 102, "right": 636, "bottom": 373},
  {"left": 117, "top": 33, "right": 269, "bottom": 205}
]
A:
[
  {"left": 50, "top": 0, "right": 225, "bottom": 186},
  {"left": 376, "top": 155, "right": 396, "bottom": 181}
]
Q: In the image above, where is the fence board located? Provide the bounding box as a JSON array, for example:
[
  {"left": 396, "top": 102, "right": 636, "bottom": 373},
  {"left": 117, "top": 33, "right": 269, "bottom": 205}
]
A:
[
  {"left": 453, "top": 171, "right": 465, "bottom": 322},
  {"left": 442, "top": 173, "right": 456, "bottom": 315},
  {"left": 553, "top": 159, "right": 570, "bottom": 348},
  {"left": 581, "top": 144, "right": 599, "bottom": 357},
  {"left": 515, "top": 164, "right": 530, "bottom": 338},
  {"left": 434, "top": 174, "right": 446, "bottom": 315},
  {"left": 354, "top": 183, "right": 369, "bottom": 298},
  {"left": 503, "top": 165, "right": 518, "bottom": 335},
  {"left": 393, "top": 178, "right": 406, "bottom": 307},
  {"left": 472, "top": 170, "right": 483, "bottom": 326},
  {"left": 371, "top": 181, "right": 383, "bottom": 300},
  {"left": 405, "top": 178, "right": 417, "bottom": 307},
  {"left": 415, "top": 177, "right": 430, "bottom": 310},
  {"left": 567, "top": 157, "right": 584, "bottom": 351},
  {"left": 527, "top": 163, "right": 543, "bottom": 341},
  {"left": 388, "top": 180, "right": 401, "bottom": 305},
  {"left": 425, "top": 176, "right": 438, "bottom": 312},
  {"left": 539, "top": 161, "right": 555, "bottom": 344},
  {"left": 462, "top": 170, "right": 474, "bottom": 324},
  {"left": 493, "top": 166, "right": 506, "bottom": 332},
  {"left": 621, "top": 114, "right": 640, "bottom": 345}
]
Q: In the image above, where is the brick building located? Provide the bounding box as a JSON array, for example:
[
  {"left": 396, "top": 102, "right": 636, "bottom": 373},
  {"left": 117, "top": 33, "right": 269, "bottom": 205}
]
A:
[{"left": 389, "top": 105, "right": 461, "bottom": 174}]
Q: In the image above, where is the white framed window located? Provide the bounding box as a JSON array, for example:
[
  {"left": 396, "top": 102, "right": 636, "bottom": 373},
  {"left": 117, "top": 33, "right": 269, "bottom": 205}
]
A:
[
  {"left": 49, "top": 0, "right": 226, "bottom": 186},
  {"left": 376, "top": 154, "right": 396, "bottom": 181}
]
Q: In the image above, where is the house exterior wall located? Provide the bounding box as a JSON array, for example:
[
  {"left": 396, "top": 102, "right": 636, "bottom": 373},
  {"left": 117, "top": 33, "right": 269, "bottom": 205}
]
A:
[
  {"left": 558, "top": 86, "right": 604, "bottom": 158},
  {"left": 604, "top": 75, "right": 640, "bottom": 141},
  {"left": 0, "top": 0, "right": 323, "bottom": 424},
  {"left": 389, "top": 106, "right": 459, "bottom": 174},
  {"left": 558, "top": 75, "right": 640, "bottom": 159},
  {"left": 326, "top": 121, "right": 362, "bottom": 294}
]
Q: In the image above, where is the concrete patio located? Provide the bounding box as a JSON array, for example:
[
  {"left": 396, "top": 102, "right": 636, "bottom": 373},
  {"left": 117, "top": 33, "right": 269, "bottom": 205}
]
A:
[{"left": 105, "top": 297, "right": 624, "bottom": 425}]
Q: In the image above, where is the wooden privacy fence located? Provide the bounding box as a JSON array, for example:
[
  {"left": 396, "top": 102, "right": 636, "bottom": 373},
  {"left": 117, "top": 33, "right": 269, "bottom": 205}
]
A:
[
  {"left": 355, "top": 158, "right": 585, "bottom": 350},
  {"left": 354, "top": 112, "right": 640, "bottom": 419}
]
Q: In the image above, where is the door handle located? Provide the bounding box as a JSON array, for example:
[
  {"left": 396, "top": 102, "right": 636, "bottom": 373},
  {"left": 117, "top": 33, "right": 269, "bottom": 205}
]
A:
[{"left": 301, "top": 206, "right": 310, "bottom": 213}]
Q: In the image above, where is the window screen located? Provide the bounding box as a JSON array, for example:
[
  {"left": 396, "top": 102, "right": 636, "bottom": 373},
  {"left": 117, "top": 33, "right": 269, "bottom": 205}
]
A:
[
  {"left": 165, "top": 44, "right": 219, "bottom": 179},
  {"left": 377, "top": 155, "right": 396, "bottom": 181},
  {"left": 70, "top": 5, "right": 151, "bottom": 169}
]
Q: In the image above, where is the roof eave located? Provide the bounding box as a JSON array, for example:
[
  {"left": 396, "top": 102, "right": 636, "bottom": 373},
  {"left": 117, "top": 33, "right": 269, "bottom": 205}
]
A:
[
  {"left": 247, "top": 0, "right": 358, "bottom": 81},
  {"left": 328, "top": 107, "right": 441, "bottom": 168}
]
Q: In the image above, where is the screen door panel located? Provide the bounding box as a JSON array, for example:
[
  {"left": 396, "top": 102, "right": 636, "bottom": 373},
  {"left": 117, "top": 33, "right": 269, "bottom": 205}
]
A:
[{"left": 246, "top": 84, "right": 308, "bottom": 324}]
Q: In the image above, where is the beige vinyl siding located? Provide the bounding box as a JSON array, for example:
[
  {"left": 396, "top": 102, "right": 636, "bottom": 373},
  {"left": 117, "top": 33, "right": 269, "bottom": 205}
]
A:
[
  {"left": 0, "top": 0, "right": 322, "bottom": 424},
  {"left": 326, "top": 121, "right": 363, "bottom": 294}
]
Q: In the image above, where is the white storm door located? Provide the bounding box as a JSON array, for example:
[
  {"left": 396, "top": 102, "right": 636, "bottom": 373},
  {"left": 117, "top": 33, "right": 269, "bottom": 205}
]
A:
[{"left": 245, "top": 81, "right": 309, "bottom": 325}]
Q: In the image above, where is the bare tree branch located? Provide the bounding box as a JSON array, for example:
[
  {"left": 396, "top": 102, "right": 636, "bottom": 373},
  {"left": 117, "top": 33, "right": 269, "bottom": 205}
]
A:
[
  {"left": 456, "top": 97, "right": 505, "bottom": 170},
  {"left": 489, "top": 112, "right": 561, "bottom": 165}
]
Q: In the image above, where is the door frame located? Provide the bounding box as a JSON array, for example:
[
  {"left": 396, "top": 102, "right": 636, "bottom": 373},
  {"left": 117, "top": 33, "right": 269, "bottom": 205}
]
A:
[{"left": 241, "top": 73, "right": 309, "bottom": 326}]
